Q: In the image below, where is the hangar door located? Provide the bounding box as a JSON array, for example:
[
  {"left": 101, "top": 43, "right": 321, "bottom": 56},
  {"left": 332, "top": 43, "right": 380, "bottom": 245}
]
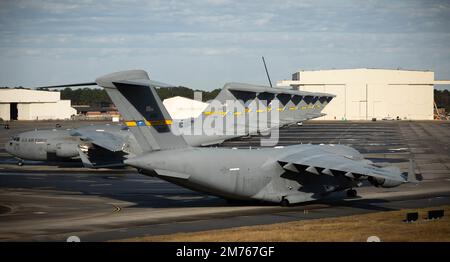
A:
[{"left": 10, "top": 103, "right": 18, "bottom": 120}]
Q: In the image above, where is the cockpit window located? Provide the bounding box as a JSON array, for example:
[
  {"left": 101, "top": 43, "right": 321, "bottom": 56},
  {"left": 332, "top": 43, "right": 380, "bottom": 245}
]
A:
[{"left": 12, "top": 137, "right": 20, "bottom": 141}]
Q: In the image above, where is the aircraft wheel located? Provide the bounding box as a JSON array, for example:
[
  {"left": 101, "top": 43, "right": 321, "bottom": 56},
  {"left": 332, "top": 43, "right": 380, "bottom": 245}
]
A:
[
  {"left": 346, "top": 189, "right": 357, "bottom": 198},
  {"left": 280, "top": 198, "right": 290, "bottom": 207},
  {"left": 17, "top": 160, "right": 23, "bottom": 166}
]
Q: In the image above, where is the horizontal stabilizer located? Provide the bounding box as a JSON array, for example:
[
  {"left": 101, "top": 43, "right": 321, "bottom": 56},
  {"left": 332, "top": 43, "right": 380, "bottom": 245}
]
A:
[{"left": 34, "top": 82, "right": 97, "bottom": 89}]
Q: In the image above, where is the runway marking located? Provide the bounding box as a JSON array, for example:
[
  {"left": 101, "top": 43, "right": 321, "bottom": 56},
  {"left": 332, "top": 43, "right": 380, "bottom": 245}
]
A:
[{"left": 388, "top": 148, "right": 409, "bottom": 151}]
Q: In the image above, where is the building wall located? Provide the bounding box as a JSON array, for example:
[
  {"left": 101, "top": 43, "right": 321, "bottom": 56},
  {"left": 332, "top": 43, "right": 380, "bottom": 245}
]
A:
[
  {"left": 3, "top": 102, "right": 92, "bottom": 121},
  {"left": 0, "top": 89, "right": 76, "bottom": 120},
  {"left": 17, "top": 103, "right": 30, "bottom": 120},
  {"left": 0, "top": 104, "right": 10, "bottom": 120},
  {"left": 280, "top": 69, "right": 434, "bottom": 120},
  {"left": 163, "top": 96, "right": 209, "bottom": 119},
  {"left": 0, "top": 89, "right": 60, "bottom": 103},
  {"left": 25, "top": 100, "right": 76, "bottom": 120}
]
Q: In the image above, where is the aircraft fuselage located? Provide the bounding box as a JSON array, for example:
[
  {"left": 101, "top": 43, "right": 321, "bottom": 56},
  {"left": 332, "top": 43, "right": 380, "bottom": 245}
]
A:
[
  {"left": 126, "top": 144, "right": 360, "bottom": 204},
  {"left": 5, "top": 130, "right": 79, "bottom": 161}
]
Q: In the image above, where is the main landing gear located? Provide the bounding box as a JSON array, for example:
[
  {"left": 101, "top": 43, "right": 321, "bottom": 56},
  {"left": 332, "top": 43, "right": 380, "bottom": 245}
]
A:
[
  {"left": 280, "top": 198, "right": 290, "bottom": 207},
  {"left": 346, "top": 189, "right": 357, "bottom": 198},
  {"left": 17, "top": 160, "right": 24, "bottom": 166}
]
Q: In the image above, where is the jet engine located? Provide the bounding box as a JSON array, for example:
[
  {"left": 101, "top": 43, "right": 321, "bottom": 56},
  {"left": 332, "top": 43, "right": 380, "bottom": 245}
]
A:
[
  {"left": 55, "top": 143, "right": 79, "bottom": 158},
  {"left": 368, "top": 176, "right": 403, "bottom": 188}
]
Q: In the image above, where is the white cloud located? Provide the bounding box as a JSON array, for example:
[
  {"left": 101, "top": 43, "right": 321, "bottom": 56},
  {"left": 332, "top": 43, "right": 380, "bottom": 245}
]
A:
[
  {"left": 1, "top": 0, "right": 450, "bottom": 89},
  {"left": 190, "top": 47, "right": 241, "bottom": 56},
  {"left": 16, "top": 0, "right": 89, "bottom": 14},
  {"left": 204, "top": 0, "right": 232, "bottom": 5}
]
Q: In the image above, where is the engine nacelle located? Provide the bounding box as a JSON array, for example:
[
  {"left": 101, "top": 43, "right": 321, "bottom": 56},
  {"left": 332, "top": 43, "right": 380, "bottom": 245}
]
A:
[
  {"left": 368, "top": 176, "right": 403, "bottom": 188},
  {"left": 55, "top": 143, "right": 79, "bottom": 158}
]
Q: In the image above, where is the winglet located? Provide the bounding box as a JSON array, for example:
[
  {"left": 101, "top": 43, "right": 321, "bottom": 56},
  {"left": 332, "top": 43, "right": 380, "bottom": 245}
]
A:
[
  {"left": 407, "top": 158, "right": 423, "bottom": 183},
  {"left": 77, "top": 147, "right": 94, "bottom": 168}
]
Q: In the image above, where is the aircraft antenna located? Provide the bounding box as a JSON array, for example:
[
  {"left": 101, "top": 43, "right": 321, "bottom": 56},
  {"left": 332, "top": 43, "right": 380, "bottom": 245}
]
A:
[{"left": 262, "top": 56, "right": 273, "bottom": 87}]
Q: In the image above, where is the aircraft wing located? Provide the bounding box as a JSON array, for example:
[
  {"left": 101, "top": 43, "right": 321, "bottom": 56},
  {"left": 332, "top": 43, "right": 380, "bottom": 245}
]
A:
[
  {"left": 70, "top": 129, "right": 128, "bottom": 168},
  {"left": 70, "top": 129, "right": 125, "bottom": 152},
  {"left": 277, "top": 146, "right": 406, "bottom": 183},
  {"left": 77, "top": 146, "right": 127, "bottom": 168}
]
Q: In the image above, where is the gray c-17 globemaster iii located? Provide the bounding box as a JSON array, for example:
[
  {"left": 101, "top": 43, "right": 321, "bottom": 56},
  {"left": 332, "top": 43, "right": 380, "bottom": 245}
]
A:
[
  {"left": 60, "top": 69, "right": 416, "bottom": 205},
  {"left": 5, "top": 75, "right": 333, "bottom": 168}
]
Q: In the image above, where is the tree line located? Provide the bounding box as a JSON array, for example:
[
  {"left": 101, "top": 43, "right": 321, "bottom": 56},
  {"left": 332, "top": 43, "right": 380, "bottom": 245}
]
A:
[
  {"left": 2, "top": 86, "right": 449, "bottom": 113},
  {"left": 57, "top": 86, "right": 221, "bottom": 106},
  {"left": 435, "top": 89, "right": 450, "bottom": 113}
]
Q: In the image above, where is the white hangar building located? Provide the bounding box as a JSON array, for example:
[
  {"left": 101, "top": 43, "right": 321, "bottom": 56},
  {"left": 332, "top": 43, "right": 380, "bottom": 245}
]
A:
[
  {"left": 163, "top": 96, "right": 209, "bottom": 120},
  {"left": 0, "top": 89, "right": 76, "bottom": 121},
  {"left": 278, "top": 68, "right": 450, "bottom": 120}
]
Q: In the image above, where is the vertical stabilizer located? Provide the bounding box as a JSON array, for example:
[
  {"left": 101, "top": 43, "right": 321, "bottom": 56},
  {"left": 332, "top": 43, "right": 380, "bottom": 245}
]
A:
[{"left": 96, "top": 70, "right": 188, "bottom": 153}]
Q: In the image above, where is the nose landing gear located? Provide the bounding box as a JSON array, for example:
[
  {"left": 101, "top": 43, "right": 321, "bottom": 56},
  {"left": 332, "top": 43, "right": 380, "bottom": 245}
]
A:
[{"left": 17, "top": 160, "right": 24, "bottom": 166}]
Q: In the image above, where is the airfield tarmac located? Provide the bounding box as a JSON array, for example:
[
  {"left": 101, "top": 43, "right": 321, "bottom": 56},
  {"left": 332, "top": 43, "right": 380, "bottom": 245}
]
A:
[{"left": 0, "top": 120, "right": 449, "bottom": 241}]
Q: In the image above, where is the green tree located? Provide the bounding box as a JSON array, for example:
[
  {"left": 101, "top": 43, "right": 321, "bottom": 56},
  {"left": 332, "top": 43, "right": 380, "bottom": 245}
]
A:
[{"left": 435, "top": 89, "right": 450, "bottom": 113}]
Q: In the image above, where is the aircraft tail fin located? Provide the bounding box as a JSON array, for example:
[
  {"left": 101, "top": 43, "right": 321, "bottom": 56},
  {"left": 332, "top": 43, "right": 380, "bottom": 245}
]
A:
[{"left": 96, "top": 70, "right": 188, "bottom": 153}]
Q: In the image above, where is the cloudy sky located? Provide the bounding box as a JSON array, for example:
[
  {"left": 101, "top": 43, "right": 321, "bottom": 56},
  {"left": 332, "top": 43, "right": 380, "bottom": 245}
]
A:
[{"left": 1, "top": 0, "right": 450, "bottom": 90}]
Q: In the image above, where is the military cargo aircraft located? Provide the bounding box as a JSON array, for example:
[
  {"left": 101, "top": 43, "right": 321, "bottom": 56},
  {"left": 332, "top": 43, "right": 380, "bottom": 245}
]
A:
[
  {"left": 5, "top": 124, "right": 131, "bottom": 167},
  {"left": 5, "top": 75, "right": 333, "bottom": 168},
  {"left": 62, "top": 69, "right": 414, "bottom": 205}
]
